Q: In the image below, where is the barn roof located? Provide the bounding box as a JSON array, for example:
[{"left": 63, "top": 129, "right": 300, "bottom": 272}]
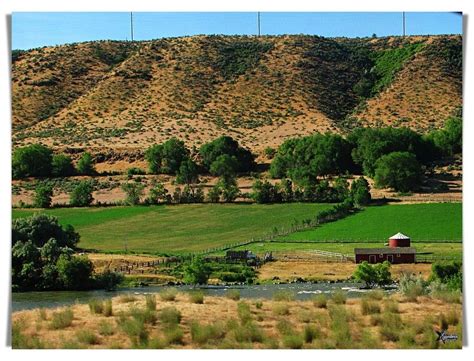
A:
[
  {"left": 389, "top": 232, "right": 410, "bottom": 240},
  {"left": 354, "top": 247, "right": 416, "bottom": 255}
]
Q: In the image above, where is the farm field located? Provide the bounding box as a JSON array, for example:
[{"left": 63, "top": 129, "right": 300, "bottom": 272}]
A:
[
  {"left": 279, "top": 203, "right": 462, "bottom": 242},
  {"left": 12, "top": 203, "right": 332, "bottom": 254}
]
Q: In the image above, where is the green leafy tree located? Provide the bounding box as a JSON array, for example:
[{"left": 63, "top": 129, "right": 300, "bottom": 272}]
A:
[
  {"left": 209, "top": 154, "right": 238, "bottom": 182},
  {"left": 76, "top": 152, "right": 95, "bottom": 175},
  {"left": 374, "top": 151, "right": 422, "bottom": 192},
  {"left": 429, "top": 116, "right": 462, "bottom": 156},
  {"left": 34, "top": 183, "right": 53, "bottom": 208},
  {"left": 56, "top": 254, "right": 94, "bottom": 290},
  {"left": 145, "top": 144, "right": 163, "bottom": 174},
  {"left": 199, "top": 136, "right": 255, "bottom": 173},
  {"left": 176, "top": 159, "right": 199, "bottom": 185},
  {"left": 70, "top": 180, "right": 94, "bottom": 207},
  {"left": 121, "top": 182, "right": 145, "bottom": 205},
  {"left": 206, "top": 184, "right": 222, "bottom": 203},
  {"left": 251, "top": 179, "right": 282, "bottom": 203},
  {"left": 350, "top": 177, "right": 371, "bottom": 206},
  {"left": 353, "top": 261, "right": 392, "bottom": 288},
  {"left": 183, "top": 257, "right": 211, "bottom": 285},
  {"left": 51, "top": 154, "right": 75, "bottom": 177},
  {"left": 147, "top": 181, "right": 171, "bottom": 204},
  {"left": 145, "top": 138, "right": 190, "bottom": 174},
  {"left": 12, "top": 144, "right": 53, "bottom": 179},
  {"left": 219, "top": 176, "right": 240, "bottom": 202}
]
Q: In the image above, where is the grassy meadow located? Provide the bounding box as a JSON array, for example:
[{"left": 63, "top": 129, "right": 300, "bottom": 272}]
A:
[
  {"left": 279, "top": 203, "right": 462, "bottom": 242},
  {"left": 12, "top": 203, "right": 332, "bottom": 254},
  {"left": 12, "top": 291, "right": 462, "bottom": 349}
]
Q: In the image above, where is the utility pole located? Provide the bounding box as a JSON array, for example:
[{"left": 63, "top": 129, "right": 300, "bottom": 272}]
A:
[
  {"left": 402, "top": 12, "right": 406, "bottom": 37},
  {"left": 130, "top": 12, "right": 134, "bottom": 42},
  {"left": 257, "top": 12, "right": 261, "bottom": 37}
]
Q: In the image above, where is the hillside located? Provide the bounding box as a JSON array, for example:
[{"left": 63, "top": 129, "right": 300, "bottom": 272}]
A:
[{"left": 12, "top": 34, "right": 462, "bottom": 162}]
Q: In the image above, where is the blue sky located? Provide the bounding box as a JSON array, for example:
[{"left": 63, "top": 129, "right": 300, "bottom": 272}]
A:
[{"left": 12, "top": 12, "right": 462, "bottom": 50}]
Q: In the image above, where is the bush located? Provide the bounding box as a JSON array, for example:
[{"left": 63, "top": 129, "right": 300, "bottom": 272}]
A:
[
  {"left": 164, "top": 326, "right": 184, "bottom": 345},
  {"left": 118, "top": 293, "right": 137, "bottom": 303},
  {"left": 13, "top": 144, "right": 53, "bottom": 179},
  {"left": 56, "top": 255, "right": 94, "bottom": 290},
  {"left": 76, "top": 152, "right": 95, "bottom": 175},
  {"left": 331, "top": 290, "right": 347, "bottom": 305},
  {"left": 176, "top": 159, "right": 199, "bottom": 185},
  {"left": 188, "top": 290, "right": 204, "bottom": 304},
  {"left": 52, "top": 154, "right": 75, "bottom": 177},
  {"left": 255, "top": 300, "right": 263, "bottom": 309},
  {"left": 129, "top": 307, "right": 157, "bottom": 325},
  {"left": 103, "top": 299, "right": 113, "bottom": 317},
  {"left": 350, "top": 177, "right": 371, "bottom": 206},
  {"left": 380, "top": 312, "right": 402, "bottom": 342},
  {"left": 88, "top": 298, "right": 104, "bottom": 314},
  {"left": 118, "top": 318, "right": 148, "bottom": 347},
  {"left": 399, "top": 273, "right": 428, "bottom": 301},
  {"left": 127, "top": 167, "right": 146, "bottom": 176},
  {"left": 49, "top": 308, "right": 74, "bottom": 329},
  {"left": 98, "top": 320, "right": 115, "bottom": 336},
  {"left": 200, "top": 136, "right": 255, "bottom": 173},
  {"left": 34, "top": 183, "right": 53, "bottom": 208},
  {"left": 232, "top": 321, "right": 264, "bottom": 343},
  {"left": 70, "top": 180, "right": 94, "bottom": 207},
  {"left": 190, "top": 321, "right": 227, "bottom": 345},
  {"left": 272, "top": 303, "right": 290, "bottom": 316},
  {"left": 312, "top": 294, "right": 328, "bottom": 308},
  {"left": 430, "top": 261, "right": 462, "bottom": 291},
  {"left": 183, "top": 257, "right": 211, "bottom": 285},
  {"left": 360, "top": 298, "right": 381, "bottom": 315},
  {"left": 76, "top": 330, "right": 100, "bottom": 345},
  {"left": 159, "top": 287, "right": 178, "bottom": 301},
  {"left": 304, "top": 324, "right": 319, "bottom": 343},
  {"left": 121, "top": 182, "right": 145, "bottom": 205},
  {"left": 353, "top": 261, "right": 392, "bottom": 288},
  {"left": 237, "top": 301, "right": 252, "bottom": 325},
  {"left": 145, "top": 138, "right": 190, "bottom": 174},
  {"left": 159, "top": 306, "right": 182, "bottom": 325},
  {"left": 145, "top": 294, "right": 156, "bottom": 311},
  {"left": 374, "top": 151, "right": 422, "bottom": 192},
  {"left": 283, "top": 334, "right": 304, "bottom": 349},
  {"left": 225, "top": 289, "right": 240, "bottom": 301}
]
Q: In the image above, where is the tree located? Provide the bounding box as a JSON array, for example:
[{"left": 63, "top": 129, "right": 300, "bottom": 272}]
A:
[
  {"left": 12, "top": 213, "right": 80, "bottom": 248},
  {"left": 34, "top": 183, "right": 53, "bottom": 208},
  {"left": 374, "top": 152, "right": 422, "bottom": 192},
  {"left": 176, "top": 159, "right": 199, "bottom": 185},
  {"left": 145, "top": 144, "right": 163, "bottom": 174},
  {"left": 219, "top": 176, "right": 240, "bottom": 202},
  {"left": 94, "top": 270, "right": 124, "bottom": 291},
  {"left": 350, "top": 177, "right": 371, "bottom": 206},
  {"left": 429, "top": 116, "right": 462, "bottom": 156},
  {"left": 160, "top": 138, "right": 190, "bottom": 174},
  {"left": 353, "top": 261, "right": 392, "bottom": 288},
  {"left": 70, "top": 180, "right": 94, "bottom": 207},
  {"left": 183, "top": 256, "right": 211, "bottom": 285},
  {"left": 251, "top": 180, "right": 282, "bottom": 203},
  {"left": 207, "top": 184, "right": 222, "bottom": 203},
  {"left": 51, "top": 154, "right": 75, "bottom": 177},
  {"left": 12, "top": 144, "right": 53, "bottom": 179},
  {"left": 147, "top": 181, "right": 171, "bottom": 204},
  {"left": 209, "top": 154, "right": 238, "bottom": 182},
  {"left": 76, "top": 152, "right": 95, "bottom": 175},
  {"left": 121, "top": 182, "right": 145, "bottom": 205},
  {"left": 56, "top": 254, "right": 94, "bottom": 290},
  {"left": 199, "top": 136, "right": 255, "bottom": 173}
]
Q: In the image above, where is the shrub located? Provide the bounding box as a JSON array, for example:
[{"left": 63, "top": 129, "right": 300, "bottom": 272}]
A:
[
  {"left": 118, "top": 318, "right": 148, "bottom": 347},
  {"left": 225, "top": 289, "right": 240, "bottom": 301},
  {"left": 331, "top": 290, "right": 347, "bottom": 305},
  {"left": 232, "top": 322, "right": 264, "bottom": 343},
  {"left": 255, "top": 300, "right": 263, "bottom": 309},
  {"left": 145, "top": 138, "right": 190, "bottom": 174},
  {"left": 12, "top": 319, "right": 45, "bottom": 349},
  {"left": 76, "top": 330, "right": 100, "bottom": 345},
  {"left": 34, "top": 183, "right": 53, "bottom": 208},
  {"left": 56, "top": 255, "right": 94, "bottom": 290},
  {"left": 183, "top": 257, "right": 211, "bottom": 285},
  {"left": 159, "top": 287, "right": 178, "bottom": 301},
  {"left": 190, "top": 321, "right": 227, "bottom": 345},
  {"left": 164, "top": 326, "right": 184, "bottom": 345},
  {"left": 103, "top": 299, "right": 113, "bottom": 317},
  {"left": 283, "top": 334, "right": 304, "bottom": 349},
  {"left": 328, "top": 305, "right": 352, "bottom": 348},
  {"left": 353, "top": 261, "right": 392, "bottom": 288},
  {"left": 272, "top": 303, "right": 290, "bottom": 316},
  {"left": 312, "top": 294, "right": 328, "bottom": 308},
  {"left": 272, "top": 290, "right": 295, "bottom": 301},
  {"left": 399, "top": 273, "right": 428, "bottom": 301},
  {"left": 88, "top": 298, "right": 104, "bottom": 314},
  {"left": 383, "top": 299, "right": 399, "bottom": 314},
  {"left": 237, "top": 301, "right": 252, "bottom": 325},
  {"left": 37, "top": 308, "right": 48, "bottom": 321},
  {"left": 145, "top": 294, "right": 156, "bottom": 311},
  {"left": 360, "top": 298, "right": 381, "bottom": 315},
  {"left": 303, "top": 324, "right": 319, "bottom": 343},
  {"left": 70, "top": 181, "right": 94, "bottom": 207},
  {"left": 49, "top": 308, "right": 74, "bottom": 329},
  {"left": 366, "top": 290, "right": 385, "bottom": 300},
  {"left": 76, "top": 152, "right": 95, "bottom": 175},
  {"left": 98, "top": 320, "right": 115, "bottom": 336},
  {"left": 12, "top": 144, "right": 53, "bottom": 179},
  {"left": 188, "top": 290, "right": 204, "bottom": 304},
  {"left": 130, "top": 307, "right": 157, "bottom": 325},
  {"left": 159, "top": 306, "right": 182, "bottom": 325},
  {"left": 121, "top": 182, "right": 145, "bottom": 205},
  {"left": 52, "top": 154, "right": 75, "bottom": 177},
  {"left": 380, "top": 312, "right": 402, "bottom": 342}
]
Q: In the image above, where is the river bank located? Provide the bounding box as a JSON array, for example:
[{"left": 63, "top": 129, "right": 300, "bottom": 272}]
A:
[{"left": 12, "top": 290, "right": 462, "bottom": 349}]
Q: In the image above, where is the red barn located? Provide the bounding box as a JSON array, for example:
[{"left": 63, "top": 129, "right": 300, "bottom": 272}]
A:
[{"left": 354, "top": 247, "right": 416, "bottom": 264}]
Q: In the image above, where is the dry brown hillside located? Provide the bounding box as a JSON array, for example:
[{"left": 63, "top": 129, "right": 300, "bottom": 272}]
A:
[{"left": 12, "top": 34, "right": 462, "bottom": 159}]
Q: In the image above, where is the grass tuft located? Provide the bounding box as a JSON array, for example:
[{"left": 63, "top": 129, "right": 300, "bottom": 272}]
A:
[
  {"left": 272, "top": 303, "right": 290, "bottom": 316},
  {"left": 145, "top": 294, "right": 157, "bottom": 311},
  {"left": 225, "top": 289, "right": 240, "bottom": 301},
  {"left": 159, "top": 306, "right": 182, "bottom": 325},
  {"left": 118, "top": 294, "right": 137, "bottom": 303},
  {"left": 76, "top": 330, "right": 100, "bottom": 345},
  {"left": 160, "top": 288, "right": 178, "bottom": 301},
  {"left": 272, "top": 290, "right": 295, "bottom": 301},
  {"left": 49, "top": 308, "right": 74, "bottom": 330},
  {"left": 88, "top": 298, "right": 104, "bottom": 314},
  {"left": 188, "top": 290, "right": 204, "bottom": 304},
  {"left": 312, "top": 294, "right": 328, "bottom": 308},
  {"left": 331, "top": 290, "right": 347, "bottom": 305},
  {"left": 360, "top": 298, "right": 381, "bottom": 315}
]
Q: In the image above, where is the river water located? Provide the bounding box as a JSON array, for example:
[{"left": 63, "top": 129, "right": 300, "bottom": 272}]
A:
[{"left": 12, "top": 282, "right": 397, "bottom": 312}]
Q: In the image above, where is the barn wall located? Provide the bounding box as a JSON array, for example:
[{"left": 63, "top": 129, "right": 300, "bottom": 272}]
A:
[
  {"left": 355, "top": 253, "right": 415, "bottom": 264},
  {"left": 389, "top": 239, "right": 411, "bottom": 247}
]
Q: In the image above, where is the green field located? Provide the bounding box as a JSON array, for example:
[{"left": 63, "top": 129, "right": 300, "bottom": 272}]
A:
[
  {"left": 229, "top": 241, "right": 462, "bottom": 259},
  {"left": 12, "top": 203, "right": 332, "bottom": 254},
  {"left": 279, "top": 203, "right": 462, "bottom": 242}
]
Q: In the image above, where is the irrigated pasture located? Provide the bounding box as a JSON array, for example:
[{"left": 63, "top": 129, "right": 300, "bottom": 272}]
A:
[
  {"left": 12, "top": 203, "right": 332, "bottom": 254},
  {"left": 279, "top": 203, "right": 462, "bottom": 242}
]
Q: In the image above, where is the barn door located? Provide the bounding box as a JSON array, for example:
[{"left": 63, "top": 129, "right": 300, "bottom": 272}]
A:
[
  {"left": 387, "top": 255, "right": 394, "bottom": 263},
  {"left": 368, "top": 255, "right": 376, "bottom": 263}
]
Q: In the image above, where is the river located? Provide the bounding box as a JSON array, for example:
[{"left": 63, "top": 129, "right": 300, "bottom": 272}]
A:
[{"left": 12, "top": 282, "right": 397, "bottom": 312}]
